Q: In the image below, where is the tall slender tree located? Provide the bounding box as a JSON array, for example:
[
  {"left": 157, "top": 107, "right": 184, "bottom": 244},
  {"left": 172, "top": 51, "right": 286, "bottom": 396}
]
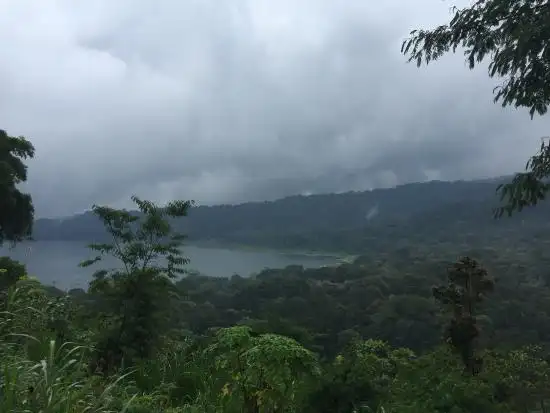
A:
[
  {"left": 433, "top": 257, "right": 494, "bottom": 375},
  {"left": 81, "top": 196, "right": 194, "bottom": 372}
]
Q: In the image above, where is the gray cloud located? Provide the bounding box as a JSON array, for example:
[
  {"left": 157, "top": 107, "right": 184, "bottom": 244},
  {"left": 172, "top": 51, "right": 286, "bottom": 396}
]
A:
[{"left": 0, "top": 0, "right": 548, "bottom": 218}]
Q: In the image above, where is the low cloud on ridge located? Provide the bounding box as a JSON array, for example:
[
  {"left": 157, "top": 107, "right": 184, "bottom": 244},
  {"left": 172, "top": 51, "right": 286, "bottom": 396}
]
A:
[{"left": 0, "top": 0, "right": 547, "bottom": 217}]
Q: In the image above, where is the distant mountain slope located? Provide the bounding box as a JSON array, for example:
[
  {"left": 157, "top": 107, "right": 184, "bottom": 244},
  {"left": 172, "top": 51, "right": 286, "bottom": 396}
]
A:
[{"left": 32, "top": 177, "right": 550, "bottom": 253}]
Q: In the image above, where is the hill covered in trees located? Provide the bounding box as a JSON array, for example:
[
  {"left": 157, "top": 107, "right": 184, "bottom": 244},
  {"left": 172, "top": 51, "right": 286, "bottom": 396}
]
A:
[{"left": 34, "top": 176, "right": 550, "bottom": 254}]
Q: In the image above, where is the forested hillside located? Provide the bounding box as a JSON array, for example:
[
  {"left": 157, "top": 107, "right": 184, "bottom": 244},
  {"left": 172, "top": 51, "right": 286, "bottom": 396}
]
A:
[
  {"left": 34, "top": 176, "right": 550, "bottom": 254},
  {"left": 3, "top": 0, "right": 550, "bottom": 411}
]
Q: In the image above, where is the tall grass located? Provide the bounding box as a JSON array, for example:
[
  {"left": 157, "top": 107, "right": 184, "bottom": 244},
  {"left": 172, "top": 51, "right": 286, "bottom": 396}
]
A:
[
  {"left": 0, "top": 278, "right": 216, "bottom": 413},
  {"left": 0, "top": 278, "right": 137, "bottom": 412},
  {"left": 0, "top": 338, "right": 136, "bottom": 413}
]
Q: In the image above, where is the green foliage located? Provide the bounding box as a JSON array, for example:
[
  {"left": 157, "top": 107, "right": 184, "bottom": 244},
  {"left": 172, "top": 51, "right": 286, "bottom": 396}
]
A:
[
  {"left": 490, "top": 345, "right": 550, "bottom": 411},
  {"left": 0, "top": 129, "right": 35, "bottom": 245},
  {"left": 205, "top": 325, "right": 321, "bottom": 413},
  {"left": 0, "top": 274, "right": 67, "bottom": 345},
  {"left": 1, "top": 246, "right": 550, "bottom": 412},
  {"left": 0, "top": 256, "right": 26, "bottom": 294},
  {"left": 495, "top": 139, "right": 550, "bottom": 217},
  {"left": 0, "top": 280, "right": 134, "bottom": 412},
  {"left": 80, "top": 196, "right": 194, "bottom": 372},
  {"left": 81, "top": 196, "right": 194, "bottom": 279},
  {"left": 312, "top": 339, "right": 414, "bottom": 413},
  {"left": 0, "top": 340, "right": 135, "bottom": 413},
  {"left": 389, "top": 347, "right": 508, "bottom": 413}
]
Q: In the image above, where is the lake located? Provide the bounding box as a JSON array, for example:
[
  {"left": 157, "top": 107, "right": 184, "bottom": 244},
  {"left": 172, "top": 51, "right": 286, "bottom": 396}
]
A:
[{"left": 0, "top": 241, "right": 338, "bottom": 290}]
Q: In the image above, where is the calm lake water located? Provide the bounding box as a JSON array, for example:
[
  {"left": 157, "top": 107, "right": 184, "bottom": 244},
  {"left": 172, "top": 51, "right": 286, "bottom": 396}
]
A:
[{"left": 0, "top": 241, "right": 338, "bottom": 290}]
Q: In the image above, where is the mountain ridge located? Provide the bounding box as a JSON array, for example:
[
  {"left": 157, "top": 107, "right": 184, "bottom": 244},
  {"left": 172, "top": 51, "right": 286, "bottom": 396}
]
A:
[{"left": 32, "top": 175, "right": 548, "bottom": 255}]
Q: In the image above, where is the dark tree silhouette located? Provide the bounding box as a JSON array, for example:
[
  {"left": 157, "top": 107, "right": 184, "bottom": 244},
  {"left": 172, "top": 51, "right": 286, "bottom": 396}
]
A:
[
  {"left": 0, "top": 129, "right": 35, "bottom": 244},
  {"left": 433, "top": 257, "right": 495, "bottom": 375}
]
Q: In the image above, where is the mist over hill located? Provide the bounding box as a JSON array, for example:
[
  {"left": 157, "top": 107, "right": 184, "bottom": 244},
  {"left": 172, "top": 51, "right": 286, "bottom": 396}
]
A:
[{"left": 32, "top": 176, "right": 549, "bottom": 254}]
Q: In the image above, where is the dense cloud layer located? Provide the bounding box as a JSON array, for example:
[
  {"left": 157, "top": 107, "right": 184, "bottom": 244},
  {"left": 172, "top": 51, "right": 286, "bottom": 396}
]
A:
[{"left": 1, "top": 0, "right": 548, "bottom": 217}]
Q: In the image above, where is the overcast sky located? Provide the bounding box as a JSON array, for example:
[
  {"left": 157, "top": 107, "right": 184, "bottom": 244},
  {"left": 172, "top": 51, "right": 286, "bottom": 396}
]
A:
[{"left": 1, "top": 0, "right": 548, "bottom": 218}]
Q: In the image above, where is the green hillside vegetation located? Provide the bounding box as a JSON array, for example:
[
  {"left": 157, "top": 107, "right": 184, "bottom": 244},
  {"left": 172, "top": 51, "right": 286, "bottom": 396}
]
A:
[
  {"left": 3, "top": 193, "right": 550, "bottom": 413},
  {"left": 3, "top": 0, "right": 550, "bottom": 411},
  {"left": 32, "top": 177, "right": 550, "bottom": 255}
]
